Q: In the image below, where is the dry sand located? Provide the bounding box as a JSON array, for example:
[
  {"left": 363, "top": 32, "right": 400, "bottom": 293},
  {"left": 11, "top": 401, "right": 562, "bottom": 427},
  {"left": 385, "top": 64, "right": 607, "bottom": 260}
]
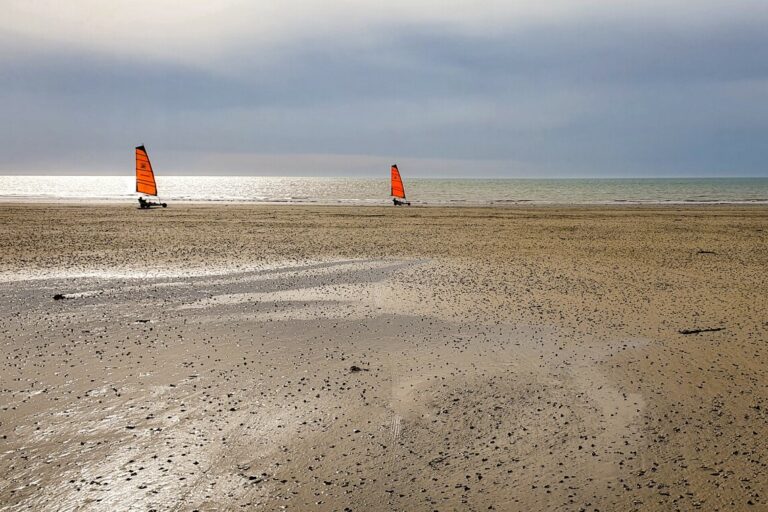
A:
[{"left": 0, "top": 203, "right": 766, "bottom": 511}]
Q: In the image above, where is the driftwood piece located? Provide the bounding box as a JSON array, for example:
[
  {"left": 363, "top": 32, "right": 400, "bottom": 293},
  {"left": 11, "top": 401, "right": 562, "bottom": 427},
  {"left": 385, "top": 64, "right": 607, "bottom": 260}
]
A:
[{"left": 679, "top": 327, "right": 724, "bottom": 335}]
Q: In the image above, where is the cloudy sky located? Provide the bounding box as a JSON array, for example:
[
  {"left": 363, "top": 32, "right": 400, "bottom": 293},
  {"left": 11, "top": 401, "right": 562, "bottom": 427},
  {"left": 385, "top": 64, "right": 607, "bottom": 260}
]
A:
[{"left": 2, "top": 0, "right": 767, "bottom": 177}]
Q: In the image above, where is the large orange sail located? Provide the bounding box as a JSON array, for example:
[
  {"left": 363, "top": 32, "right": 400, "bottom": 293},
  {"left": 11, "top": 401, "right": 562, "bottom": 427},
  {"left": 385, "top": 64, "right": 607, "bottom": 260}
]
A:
[
  {"left": 135, "top": 145, "right": 157, "bottom": 196},
  {"left": 391, "top": 164, "right": 406, "bottom": 199}
]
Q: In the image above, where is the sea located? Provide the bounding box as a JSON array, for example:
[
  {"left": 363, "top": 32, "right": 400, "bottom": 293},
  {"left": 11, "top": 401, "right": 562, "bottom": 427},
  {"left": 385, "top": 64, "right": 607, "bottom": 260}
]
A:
[{"left": 1, "top": 176, "right": 767, "bottom": 205}]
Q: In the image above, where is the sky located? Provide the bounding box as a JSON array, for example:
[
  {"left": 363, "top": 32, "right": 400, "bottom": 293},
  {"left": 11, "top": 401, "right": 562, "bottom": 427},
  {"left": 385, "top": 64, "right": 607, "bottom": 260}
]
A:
[{"left": 1, "top": 0, "right": 767, "bottom": 177}]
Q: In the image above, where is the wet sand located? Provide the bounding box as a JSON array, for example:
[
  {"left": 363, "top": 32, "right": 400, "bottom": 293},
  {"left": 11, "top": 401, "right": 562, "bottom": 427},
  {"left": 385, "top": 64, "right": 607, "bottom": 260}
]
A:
[{"left": 1, "top": 204, "right": 767, "bottom": 511}]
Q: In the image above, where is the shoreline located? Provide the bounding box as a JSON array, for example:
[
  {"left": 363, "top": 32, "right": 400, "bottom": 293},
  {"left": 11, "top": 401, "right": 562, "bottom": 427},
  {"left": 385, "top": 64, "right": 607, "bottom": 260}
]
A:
[{"left": 3, "top": 197, "right": 768, "bottom": 207}]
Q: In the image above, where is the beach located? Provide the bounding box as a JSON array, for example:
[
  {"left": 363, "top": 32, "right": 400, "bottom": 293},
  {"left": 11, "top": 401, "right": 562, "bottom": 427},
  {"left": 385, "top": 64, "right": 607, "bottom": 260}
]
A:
[{"left": 1, "top": 203, "right": 766, "bottom": 511}]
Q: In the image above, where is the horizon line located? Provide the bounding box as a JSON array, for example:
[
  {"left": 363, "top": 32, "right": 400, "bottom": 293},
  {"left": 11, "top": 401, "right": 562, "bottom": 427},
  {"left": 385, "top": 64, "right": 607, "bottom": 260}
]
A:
[{"left": 1, "top": 174, "right": 767, "bottom": 180}]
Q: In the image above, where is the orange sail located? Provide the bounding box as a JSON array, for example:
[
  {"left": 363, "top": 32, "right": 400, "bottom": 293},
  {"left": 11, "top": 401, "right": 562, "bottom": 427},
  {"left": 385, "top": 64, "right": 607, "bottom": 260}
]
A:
[
  {"left": 135, "top": 145, "right": 157, "bottom": 196},
  {"left": 391, "top": 164, "right": 406, "bottom": 199}
]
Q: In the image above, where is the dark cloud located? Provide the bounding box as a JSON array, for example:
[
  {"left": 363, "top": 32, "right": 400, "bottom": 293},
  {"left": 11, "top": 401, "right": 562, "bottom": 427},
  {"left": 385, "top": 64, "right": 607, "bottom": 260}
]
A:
[{"left": 1, "top": 15, "right": 767, "bottom": 176}]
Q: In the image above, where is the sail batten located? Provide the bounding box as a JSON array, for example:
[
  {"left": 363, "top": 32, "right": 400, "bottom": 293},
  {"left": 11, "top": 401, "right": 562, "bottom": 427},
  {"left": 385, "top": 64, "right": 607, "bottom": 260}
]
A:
[
  {"left": 135, "top": 145, "right": 157, "bottom": 196},
  {"left": 391, "top": 164, "right": 406, "bottom": 199}
]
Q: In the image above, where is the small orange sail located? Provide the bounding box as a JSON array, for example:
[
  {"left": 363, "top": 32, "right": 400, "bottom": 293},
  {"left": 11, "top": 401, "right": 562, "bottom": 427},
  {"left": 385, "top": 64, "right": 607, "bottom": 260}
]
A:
[
  {"left": 135, "top": 145, "right": 157, "bottom": 196},
  {"left": 391, "top": 164, "right": 406, "bottom": 199}
]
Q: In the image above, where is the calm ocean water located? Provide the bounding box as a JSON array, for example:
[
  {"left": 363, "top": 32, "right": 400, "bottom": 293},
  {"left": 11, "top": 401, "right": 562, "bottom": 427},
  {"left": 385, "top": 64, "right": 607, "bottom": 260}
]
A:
[{"left": 1, "top": 176, "right": 767, "bottom": 205}]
